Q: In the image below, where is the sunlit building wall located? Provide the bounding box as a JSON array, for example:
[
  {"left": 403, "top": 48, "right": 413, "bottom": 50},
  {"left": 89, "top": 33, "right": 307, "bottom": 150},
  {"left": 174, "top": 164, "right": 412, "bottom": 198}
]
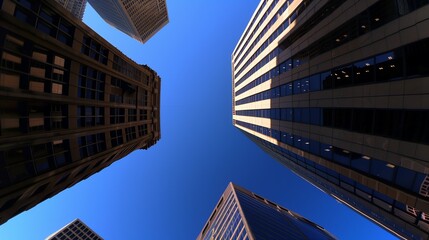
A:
[
  {"left": 197, "top": 182, "right": 336, "bottom": 240},
  {"left": 231, "top": 0, "right": 429, "bottom": 239},
  {"left": 86, "top": 0, "right": 169, "bottom": 43},
  {"left": 0, "top": 0, "right": 161, "bottom": 224}
]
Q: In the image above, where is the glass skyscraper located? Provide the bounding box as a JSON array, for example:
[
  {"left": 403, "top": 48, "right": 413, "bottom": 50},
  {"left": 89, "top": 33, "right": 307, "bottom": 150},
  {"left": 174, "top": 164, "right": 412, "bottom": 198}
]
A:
[
  {"left": 197, "top": 183, "right": 336, "bottom": 240},
  {"left": 86, "top": 0, "right": 169, "bottom": 43},
  {"left": 232, "top": 0, "right": 429, "bottom": 239}
]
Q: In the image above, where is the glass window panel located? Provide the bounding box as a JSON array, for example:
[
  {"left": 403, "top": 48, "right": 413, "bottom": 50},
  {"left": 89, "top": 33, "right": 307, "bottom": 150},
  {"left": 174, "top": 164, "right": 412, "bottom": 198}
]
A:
[
  {"left": 354, "top": 58, "right": 374, "bottom": 84},
  {"left": 309, "top": 108, "right": 321, "bottom": 125},
  {"left": 309, "top": 140, "right": 320, "bottom": 155},
  {"left": 351, "top": 155, "right": 371, "bottom": 172},
  {"left": 370, "top": 159, "right": 395, "bottom": 182},
  {"left": 309, "top": 74, "right": 321, "bottom": 92},
  {"left": 321, "top": 71, "right": 333, "bottom": 89},
  {"left": 395, "top": 167, "right": 416, "bottom": 190},
  {"left": 320, "top": 143, "right": 332, "bottom": 160},
  {"left": 333, "top": 65, "right": 353, "bottom": 88},
  {"left": 301, "top": 77, "right": 309, "bottom": 93},
  {"left": 375, "top": 51, "right": 403, "bottom": 81},
  {"left": 332, "top": 148, "right": 351, "bottom": 166}
]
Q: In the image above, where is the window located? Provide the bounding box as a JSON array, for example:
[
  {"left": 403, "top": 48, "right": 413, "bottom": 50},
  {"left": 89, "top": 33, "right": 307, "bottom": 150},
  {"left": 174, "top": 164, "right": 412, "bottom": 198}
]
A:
[
  {"left": 113, "top": 55, "right": 141, "bottom": 80},
  {"left": 128, "top": 109, "right": 137, "bottom": 122},
  {"left": 140, "top": 90, "right": 148, "bottom": 106},
  {"left": 1, "top": 147, "right": 35, "bottom": 183},
  {"left": 77, "top": 106, "right": 104, "bottom": 127},
  {"left": 405, "top": 39, "right": 429, "bottom": 77},
  {"left": 81, "top": 36, "right": 108, "bottom": 64},
  {"left": 354, "top": 58, "right": 374, "bottom": 84},
  {"left": 14, "top": 1, "right": 74, "bottom": 46},
  {"left": 375, "top": 51, "right": 403, "bottom": 82},
  {"left": 1, "top": 34, "right": 24, "bottom": 75},
  {"left": 140, "top": 109, "right": 148, "bottom": 120},
  {"left": 110, "top": 108, "right": 125, "bottom": 124},
  {"left": 78, "top": 133, "right": 106, "bottom": 159},
  {"left": 125, "top": 127, "right": 136, "bottom": 142},
  {"left": 78, "top": 65, "right": 105, "bottom": 100},
  {"left": 0, "top": 100, "right": 20, "bottom": 136},
  {"left": 309, "top": 74, "right": 320, "bottom": 92},
  {"left": 333, "top": 65, "right": 353, "bottom": 88},
  {"left": 31, "top": 143, "right": 53, "bottom": 173},
  {"left": 110, "top": 129, "right": 123, "bottom": 147},
  {"left": 138, "top": 124, "right": 148, "bottom": 137}
]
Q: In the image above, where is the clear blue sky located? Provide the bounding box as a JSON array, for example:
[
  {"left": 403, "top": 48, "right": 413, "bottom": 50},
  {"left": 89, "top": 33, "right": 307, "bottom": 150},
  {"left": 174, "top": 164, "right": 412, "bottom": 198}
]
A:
[{"left": 0, "top": 1, "right": 398, "bottom": 239}]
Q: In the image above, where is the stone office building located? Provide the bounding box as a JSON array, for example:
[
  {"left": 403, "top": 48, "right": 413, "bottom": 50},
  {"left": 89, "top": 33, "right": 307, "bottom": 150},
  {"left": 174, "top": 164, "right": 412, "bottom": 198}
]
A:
[
  {"left": 232, "top": 0, "right": 429, "bottom": 239},
  {"left": 0, "top": 0, "right": 160, "bottom": 224}
]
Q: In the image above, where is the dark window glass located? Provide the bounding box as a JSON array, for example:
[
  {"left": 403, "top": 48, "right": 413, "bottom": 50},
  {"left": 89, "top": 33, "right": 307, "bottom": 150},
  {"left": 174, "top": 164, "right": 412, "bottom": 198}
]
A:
[
  {"left": 395, "top": 167, "right": 416, "bottom": 190},
  {"left": 370, "top": 159, "right": 395, "bottom": 182},
  {"left": 373, "top": 109, "right": 390, "bottom": 136},
  {"left": 309, "top": 74, "right": 320, "bottom": 92},
  {"left": 309, "top": 108, "right": 321, "bottom": 126},
  {"left": 293, "top": 80, "right": 301, "bottom": 94},
  {"left": 351, "top": 155, "right": 371, "bottom": 172},
  {"left": 369, "top": 0, "right": 398, "bottom": 28},
  {"left": 321, "top": 71, "right": 333, "bottom": 90},
  {"left": 351, "top": 109, "right": 373, "bottom": 133},
  {"left": 354, "top": 58, "right": 375, "bottom": 84},
  {"left": 333, "top": 108, "right": 352, "bottom": 129},
  {"left": 301, "top": 77, "right": 309, "bottom": 93},
  {"left": 402, "top": 110, "right": 425, "bottom": 142},
  {"left": 293, "top": 108, "right": 301, "bottom": 122},
  {"left": 375, "top": 51, "right": 403, "bottom": 82},
  {"left": 309, "top": 140, "right": 320, "bottom": 155},
  {"left": 301, "top": 108, "right": 310, "bottom": 124},
  {"left": 333, "top": 65, "right": 353, "bottom": 88},
  {"left": 405, "top": 39, "right": 429, "bottom": 77},
  {"left": 332, "top": 148, "right": 351, "bottom": 166},
  {"left": 322, "top": 108, "right": 333, "bottom": 127},
  {"left": 320, "top": 143, "right": 332, "bottom": 160}
]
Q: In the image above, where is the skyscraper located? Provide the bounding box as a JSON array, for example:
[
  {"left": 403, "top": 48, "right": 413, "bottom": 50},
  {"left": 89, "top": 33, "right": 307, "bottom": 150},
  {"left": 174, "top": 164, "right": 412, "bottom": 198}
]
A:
[
  {"left": 0, "top": 0, "right": 160, "bottom": 224},
  {"left": 197, "top": 182, "right": 336, "bottom": 240},
  {"left": 46, "top": 219, "right": 103, "bottom": 240},
  {"left": 232, "top": 0, "right": 429, "bottom": 239},
  {"left": 86, "top": 0, "right": 169, "bottom": 43},
  {"left": 54, "top": 0, "right": 87, "bottom": 19}
]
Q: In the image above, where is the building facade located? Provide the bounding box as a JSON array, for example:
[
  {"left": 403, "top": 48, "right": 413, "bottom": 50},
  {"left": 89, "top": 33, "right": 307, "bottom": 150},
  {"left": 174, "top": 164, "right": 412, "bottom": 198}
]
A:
[
  {"left": 46, "top": 219, "right": 103, "bottom": 240},
  {"left": 197, "top": 182, "right": 336, "bottom": 240},
  {"left": 87, "top": 0, "right": 169, "bottom": 43},
  {"left": 54, "top": 0, "right": 87, "bottom": 19},
  {"left": 232, "top": 0, "right": 429, "bottom": 239},
  {"left": 0, "top": 0, "right": 161, "bottom": 225}
]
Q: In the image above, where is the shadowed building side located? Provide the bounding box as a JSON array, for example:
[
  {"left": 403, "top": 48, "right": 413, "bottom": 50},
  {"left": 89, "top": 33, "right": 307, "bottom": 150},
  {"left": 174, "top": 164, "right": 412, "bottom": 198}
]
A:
[{"left": 0, "top": 0, "right": 160, "bottom": 225}]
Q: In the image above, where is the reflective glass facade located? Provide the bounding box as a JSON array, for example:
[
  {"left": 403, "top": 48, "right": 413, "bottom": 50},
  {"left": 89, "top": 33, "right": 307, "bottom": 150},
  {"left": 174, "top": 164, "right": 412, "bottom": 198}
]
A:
[
  {"left": 197, "top": 183, "right": 336, "bottom": 240},
  {"left": 232, "top": 0, "right": 429, "bottom": 239}
]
